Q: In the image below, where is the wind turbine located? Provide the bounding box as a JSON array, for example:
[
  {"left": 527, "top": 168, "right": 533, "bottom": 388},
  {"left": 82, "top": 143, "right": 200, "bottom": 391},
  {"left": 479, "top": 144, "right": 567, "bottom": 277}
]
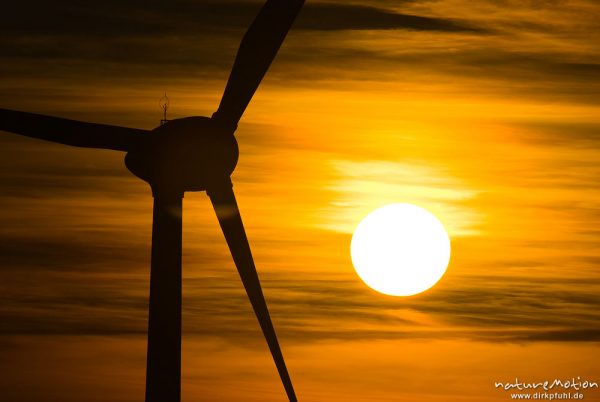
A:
[{"left": 0, "top": 1, "right": 305, "bottom": 401}]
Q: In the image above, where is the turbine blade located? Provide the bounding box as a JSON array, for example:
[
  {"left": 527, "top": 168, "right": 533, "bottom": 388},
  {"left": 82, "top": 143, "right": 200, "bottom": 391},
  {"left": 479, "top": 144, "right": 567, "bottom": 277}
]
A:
[
  {"left": 0, "top": 108, "right": 148, "bottom": 151},
  {"left": 212, "top": 0, "right": 305, "bottom": 131},
  {"left": 208, "top": 182, "right": 297, "bottom": 402}
]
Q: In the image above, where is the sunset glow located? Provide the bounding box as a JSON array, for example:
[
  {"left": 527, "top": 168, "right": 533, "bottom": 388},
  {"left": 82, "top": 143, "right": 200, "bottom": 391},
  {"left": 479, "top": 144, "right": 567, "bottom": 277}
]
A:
[{"left": 1, "top": 1, "right": 599, "bottom": 401}]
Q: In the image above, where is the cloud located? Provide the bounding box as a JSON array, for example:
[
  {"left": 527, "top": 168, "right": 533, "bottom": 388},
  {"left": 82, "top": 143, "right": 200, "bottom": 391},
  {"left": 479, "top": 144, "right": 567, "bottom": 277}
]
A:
[
  {"left": 0, "top": 1, "right": 483, "bottom": 83},
  {"left": 295, "top": 3, "right": 482, "bottom": 32},
  {"left": 1, "top": 1, "right": 481, "bottom": 37},
  {"left": 2, "top": 262, "right": 600, "bottom": 343},
  {"left": 517, "top": 122, "right": 600, "bottom": 147},
  {"left": 509, "top": 328, "right": 600, "bottom": 342},
  {"left": 0, "top": 236, "right": 147, "bottom": 272},
  {"left": 3, "top": 0, "right": 596, "bottom": 107}
]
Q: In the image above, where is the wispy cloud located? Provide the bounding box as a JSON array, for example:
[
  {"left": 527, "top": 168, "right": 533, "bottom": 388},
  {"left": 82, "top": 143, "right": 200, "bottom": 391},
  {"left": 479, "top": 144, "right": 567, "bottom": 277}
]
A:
[
  {"left": 321, "top": 159, "right": 482, "bottom": 237},
  {"left": 3, "top": 259, "right": 600, "bottom": 342},
  {"left": 1, "top": 1, "right": 481, "bottom": 36}
]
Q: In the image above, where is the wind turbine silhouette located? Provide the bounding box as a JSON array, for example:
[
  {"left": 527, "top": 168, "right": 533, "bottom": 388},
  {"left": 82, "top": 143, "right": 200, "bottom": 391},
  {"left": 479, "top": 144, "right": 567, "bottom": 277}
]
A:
[{"left": 0, "top": 1, "right": 305, "bottom": 401}]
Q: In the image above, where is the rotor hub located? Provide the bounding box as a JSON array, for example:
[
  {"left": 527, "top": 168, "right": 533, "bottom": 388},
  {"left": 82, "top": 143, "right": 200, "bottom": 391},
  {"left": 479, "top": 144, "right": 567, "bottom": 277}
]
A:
[{"left": 125, "top": 116, "right": 239, "bottom": 195}]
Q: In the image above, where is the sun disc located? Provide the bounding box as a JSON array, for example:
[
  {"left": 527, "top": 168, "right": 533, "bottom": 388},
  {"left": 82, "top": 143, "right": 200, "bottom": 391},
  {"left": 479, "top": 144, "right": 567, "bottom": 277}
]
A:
[{"left": 350, "top": 203, "right": 451, "bottom": 296}]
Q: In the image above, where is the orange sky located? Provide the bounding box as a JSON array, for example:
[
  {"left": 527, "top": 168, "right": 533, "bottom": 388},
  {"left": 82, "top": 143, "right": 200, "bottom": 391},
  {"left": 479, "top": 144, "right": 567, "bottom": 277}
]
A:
[{"left": 1, "top": 0, "right": 599, "bottom": 401}]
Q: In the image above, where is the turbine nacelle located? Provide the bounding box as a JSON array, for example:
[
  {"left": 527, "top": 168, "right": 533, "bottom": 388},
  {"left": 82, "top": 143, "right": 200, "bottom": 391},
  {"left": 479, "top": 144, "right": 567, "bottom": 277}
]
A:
[{"left": 125, "top": 116, "right": 239, "bottom": 195}]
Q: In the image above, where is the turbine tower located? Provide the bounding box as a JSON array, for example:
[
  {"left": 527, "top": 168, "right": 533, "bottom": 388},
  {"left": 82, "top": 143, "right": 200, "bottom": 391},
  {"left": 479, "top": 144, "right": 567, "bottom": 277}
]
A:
[{"left": 0, "top": 1, "right": 305, "bottom": 401}]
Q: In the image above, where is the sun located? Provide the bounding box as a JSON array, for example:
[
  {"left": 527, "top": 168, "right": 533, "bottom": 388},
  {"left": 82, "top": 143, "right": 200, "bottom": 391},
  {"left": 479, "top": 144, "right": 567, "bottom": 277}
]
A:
[{"left": 350, "top": 203, "right": 451, "bottom": 296}]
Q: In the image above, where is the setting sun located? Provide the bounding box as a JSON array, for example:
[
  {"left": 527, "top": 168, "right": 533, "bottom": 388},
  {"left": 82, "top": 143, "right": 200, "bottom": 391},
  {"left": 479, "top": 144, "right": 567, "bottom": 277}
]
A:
[{"left": 351, "top": 203, "right": 451, "bottom": 296}]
